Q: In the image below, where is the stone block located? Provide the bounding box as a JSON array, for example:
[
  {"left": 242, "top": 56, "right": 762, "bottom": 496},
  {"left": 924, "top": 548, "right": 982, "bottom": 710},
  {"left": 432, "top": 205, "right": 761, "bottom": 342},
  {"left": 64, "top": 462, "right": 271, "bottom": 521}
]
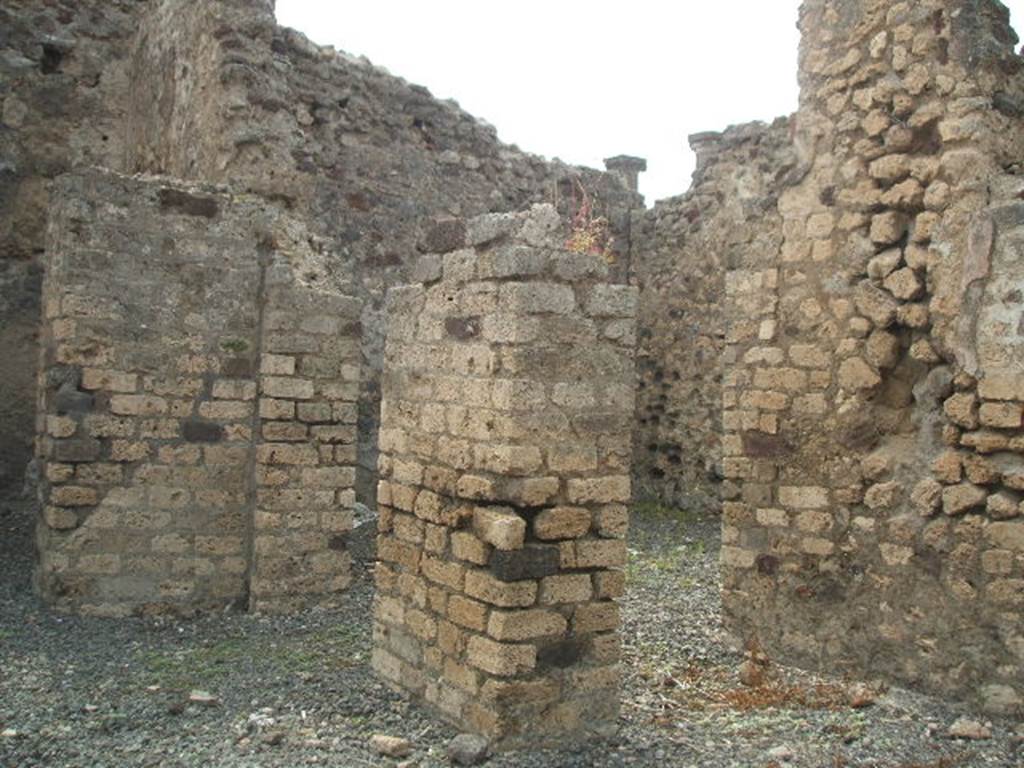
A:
[
  {"left": 464, "top": 570, "right": 537, "bottom": 607},
  {"left": 779, "top": 486, "right": 828, "bottom": 509},
  {"left": 572, "top": 602, "right": 620, "bottom": 633},
  {"left": 487, "top": 609, "right": 567, "bottom": 641},
  {"left": 539, "top": 573, "right": 593, "bottom": 604},
  {"left": 979, "top": 402, "right": 1023, "bottom": 429},
  {"left": 979, "top": 374, "right": 1024, "bottom": 401},
  {"left": 466, "top": 635, "right": 536, "bottom": 677},
  {"left": 838, "top": 357, "right": 881, "bottom": 390},
  {"left": 584, "top": 285, "right": 638, "bottom": 318},
  {"left": 943, "top": 483, "right": 987, "bottom": 516},
  {"left": 54, "top": 439, "right": 102, "bottom": 463},
  {"left": 110, "top": 395, "right": 167, "bottom": 416},
  {"left": 854, "top": 281, "right": 899, "bottom": 327},
  {"left": 489, "top": 544, "right": 561, "bottom": 582},
  {"left": 212, "top": 379, "right": 257, "bottom": 401},
  {"left": 260, "top": 354, "right": 296, "bottom": 376},
  {"left": 447, "top": 595, "right": 488, "bottom": 631},
  {"left": 870, "top": 211, "right": 908, "bottom": 245},
  {"left": 451, "top": 531, "right": 491, "bottom": 565},
  {"left": 472, "top": 507, "right": 526, "bottom": 551},
  {"left": 986, "top": 521, "right": 1024, "bottom": 551},
  {"left": 261, "top": 376, "right": 315, "bottom": 400},
  {"left": 988, "top": 491, "right": 1022, "bottom": 520},
  {"left": 533, "top": 507, "right": 591, "bottom": 540},
  {"left": 500, "top": 282, "right": 575, "bottom": 315},
  {"left": 566, "top": 476, "right": 630, "bottom": 504},
  {"left": 81, "top": 369, "right": 138, "bottom": 393},
  {"left": 573, "top": 539, "right": 627, "bottom": 569},
  {"left": 51, "top": 485, "right": 98, "bottom": 506}
]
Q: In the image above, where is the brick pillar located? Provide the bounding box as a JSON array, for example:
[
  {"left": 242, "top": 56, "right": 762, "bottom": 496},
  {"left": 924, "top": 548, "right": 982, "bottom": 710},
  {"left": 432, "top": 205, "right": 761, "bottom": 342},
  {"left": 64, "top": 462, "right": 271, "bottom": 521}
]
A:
[{"left": 372, "top": 205, "right": 637, "bottom": 747}]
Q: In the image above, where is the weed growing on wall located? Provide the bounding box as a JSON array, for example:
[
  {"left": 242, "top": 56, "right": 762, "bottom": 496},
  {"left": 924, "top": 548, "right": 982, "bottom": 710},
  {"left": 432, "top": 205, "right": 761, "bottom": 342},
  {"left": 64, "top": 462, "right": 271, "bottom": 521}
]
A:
[{"left": 564, "top": 177, "right": 615, "bottom": 263}]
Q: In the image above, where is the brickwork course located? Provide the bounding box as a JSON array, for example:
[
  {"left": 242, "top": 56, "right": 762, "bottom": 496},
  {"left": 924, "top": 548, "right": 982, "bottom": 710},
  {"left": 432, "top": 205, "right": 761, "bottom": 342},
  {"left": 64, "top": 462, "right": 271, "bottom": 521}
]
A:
[{"left": 0, "top": 0, "right": 1023, "bottom": 746}]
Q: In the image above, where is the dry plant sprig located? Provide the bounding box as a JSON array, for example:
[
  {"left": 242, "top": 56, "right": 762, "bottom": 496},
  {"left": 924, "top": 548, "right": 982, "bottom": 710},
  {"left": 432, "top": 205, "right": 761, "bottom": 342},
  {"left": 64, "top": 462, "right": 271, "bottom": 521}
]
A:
[{"left": 564, "top": 177, "right": 616, "bottom": 264}]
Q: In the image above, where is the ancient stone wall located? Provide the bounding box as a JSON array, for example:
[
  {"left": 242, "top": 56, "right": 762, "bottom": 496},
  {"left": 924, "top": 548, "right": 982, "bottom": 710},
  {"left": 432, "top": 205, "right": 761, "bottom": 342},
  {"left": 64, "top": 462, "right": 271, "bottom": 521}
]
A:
[
  {"left": 721, "top": 0, "right": 1024, "bottom": 714},
  {"left": 123, "top": 0, "right": 643, "bottom": 505},
  {"left": 0, "top": 0, "right": 641, "bottom": 503},
  {"left": 372, "top": 206, "right": 636, "bottom": 747},
  {"left": 0, "top": 0, "right": 140, "bottom": 494},
  {"left": 630, "top": 121, "right": 791, "bottom": 510},
  {"left": 36, "top": 169, "right": 358, "bottom": 616}
]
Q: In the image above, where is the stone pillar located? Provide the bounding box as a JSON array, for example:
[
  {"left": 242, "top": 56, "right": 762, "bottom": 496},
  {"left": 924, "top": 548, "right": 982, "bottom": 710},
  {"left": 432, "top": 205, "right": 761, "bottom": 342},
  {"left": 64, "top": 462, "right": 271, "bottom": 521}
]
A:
[
  {"left": 372, "top": 205, "right": 637, "bottom": 747},
  {"left": 603, "top": 155, "right": 647, "bottom": 194}
]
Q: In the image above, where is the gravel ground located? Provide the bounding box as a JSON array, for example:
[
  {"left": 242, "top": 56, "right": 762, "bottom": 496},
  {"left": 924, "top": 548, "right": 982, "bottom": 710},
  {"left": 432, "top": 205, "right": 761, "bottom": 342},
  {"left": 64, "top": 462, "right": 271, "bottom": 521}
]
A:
[{"left": 1, "top": 498, "right": 1021, "bottom": 768}]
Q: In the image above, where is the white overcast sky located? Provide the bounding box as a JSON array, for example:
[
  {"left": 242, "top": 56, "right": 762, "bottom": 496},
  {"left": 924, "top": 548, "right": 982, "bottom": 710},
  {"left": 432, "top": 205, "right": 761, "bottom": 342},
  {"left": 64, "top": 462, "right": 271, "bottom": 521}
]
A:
[{"left": 275, "top": 1, "right": 1024, "bottom": 205}]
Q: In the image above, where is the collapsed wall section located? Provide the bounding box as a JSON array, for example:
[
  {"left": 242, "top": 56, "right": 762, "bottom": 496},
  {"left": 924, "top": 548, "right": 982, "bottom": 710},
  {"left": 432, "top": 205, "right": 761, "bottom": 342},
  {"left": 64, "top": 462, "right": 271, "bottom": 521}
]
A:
[
  {"left": 721, "top": 0, "right": 1024, "bottom": 713},
  {"left": 372, "top": 206, "right": 636, "bottom": 747},
  {"left": 630, "top": 121, "right": 791, "bottom": 510},
  {"left": 37, "top": 169, "right": 358, "bottom": 616}
]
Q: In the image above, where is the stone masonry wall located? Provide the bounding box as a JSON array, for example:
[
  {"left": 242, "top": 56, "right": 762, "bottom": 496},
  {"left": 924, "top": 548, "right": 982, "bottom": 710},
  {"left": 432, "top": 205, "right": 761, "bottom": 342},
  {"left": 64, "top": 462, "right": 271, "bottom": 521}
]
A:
[
  {"left": 0, "top": 0, "right": 140, "bottom": 494},
  {"left": 631, "top": 121, "right": 792, "bottom": 510},
  {"left": 37, "top": 169, "right": 358, "bottom": 616},
  {"left": 721, "top": 0, "right": 1024, "bottom": 714},
  {"left": 123, "top": 0, "right": 643, "bottom": 504},
  {"left": 1, "top": 0, "right": 641, "bottom": 503},
  {"left": 372, "top": 206, "right": 637, "bottom": 747}
]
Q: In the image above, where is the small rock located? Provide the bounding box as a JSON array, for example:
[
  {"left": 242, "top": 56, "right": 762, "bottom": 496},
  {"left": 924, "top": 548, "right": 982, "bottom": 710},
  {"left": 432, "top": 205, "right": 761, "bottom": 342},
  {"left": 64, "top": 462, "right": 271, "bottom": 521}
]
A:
[
  {"left": 948, "top": 718, "right": 991, "bottom": 740},
  {"left": 1, "top": 729, "right": 19, "bottom": 738},
  {"left": 767, "top": 744, "right": 795, "bottom": 761},
  {"left": 447, "top": 733, "right": 490, "bottom": 765},
  {"left": 849, "top": 683, "right": 877, "bottom": 709},
  {"left": 166, "top": 698, "right": 187, "bottom": 715},
  {"left": 371, "top": 734, "right": 413, "bottom": 758},
  {"left": 189, "top": 690, "right": 220, "bottom": 707},
  {"left": 738, "top": 659, "right": 766, "bottom": 687},
  {"left": 260, "top": 729, "right": 285, "bottom": 746},
  {"left": 980, "top": 683, "right": 1023, "bottom": 715}
]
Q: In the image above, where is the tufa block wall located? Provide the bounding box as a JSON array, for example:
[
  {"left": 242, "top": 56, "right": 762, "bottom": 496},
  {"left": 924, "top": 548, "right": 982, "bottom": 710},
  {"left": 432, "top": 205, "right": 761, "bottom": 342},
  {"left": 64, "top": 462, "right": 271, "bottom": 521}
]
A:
[
  {"left": 123, "top": 0, "right": 643, "bottom": 506},
  {"left": 0, "top": 0, "right": 141, "bottom": 494},
  {"left": 36, "top": 169, "right": 359, "bottom": 616},
  {"left": 0, "top": 0, "right": 641, "bottom": 501},
  {"left": 631, "top": 120, "right": 792, "bottom": 510},
  {"left": 721, "top": 0, "right": 1024, "bottom": 714},
  {"left": 372, "top": 206, "right": 637, "bottom": 747}
]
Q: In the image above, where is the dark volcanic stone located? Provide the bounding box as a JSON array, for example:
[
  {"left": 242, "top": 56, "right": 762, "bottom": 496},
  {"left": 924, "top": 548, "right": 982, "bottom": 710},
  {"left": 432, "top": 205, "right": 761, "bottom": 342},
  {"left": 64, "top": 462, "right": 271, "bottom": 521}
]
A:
[
  {"left": 489, "top": 544, "right": 560, "bottom": 582},
  {"left": 447, "top": 733, "right": 489, "bottom": 765},
  {"left": 537, "top": 639, "right": 585, "bottom": 670},
  {"left": 182, "top": 419, "right": 225, "bottom": 443},
  {"left": 422, "top": 217, "right": 466, "bottom": 253},
  {"left": 55, "top": 387, "right": 94, "bottom": 415},
  {"left": 445, "top": 316, "right": 481, "bottom": 340},
  {"left": 158, "top": 188, "right": 220, "bottom": 218},
  {"left": 54, "top": 438, "right": 101, "bottom": 463}
]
